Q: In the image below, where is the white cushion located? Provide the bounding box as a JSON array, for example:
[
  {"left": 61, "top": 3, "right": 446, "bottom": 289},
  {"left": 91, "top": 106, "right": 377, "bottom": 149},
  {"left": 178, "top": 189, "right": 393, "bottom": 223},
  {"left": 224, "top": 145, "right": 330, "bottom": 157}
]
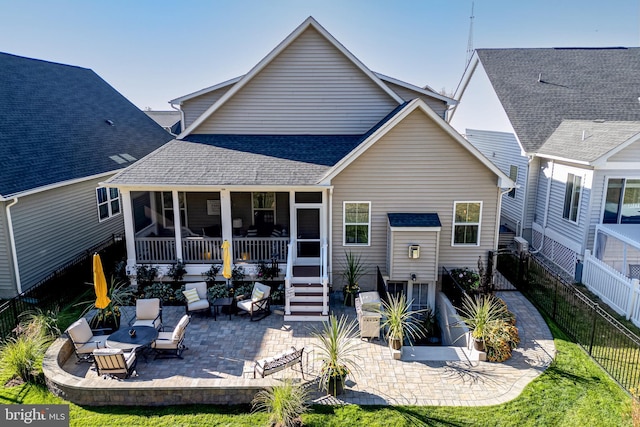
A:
[
  {"left": 67, "top": 318, "right": 93, "bottom": 345},
  {"left": 136, "top": 298, "right": 160, "bottom": 320},
  {"left": 185, "top": 282, "right": 207, "bottom": 300},
  {"left": 188, "top": 299, "right": 209, "bottom": 311},
  {"left": 75, "top": 337, "right": 106, "bottom": 355},
  {"left": 252, "top": 288, "right": 265, "bottom": 301},
  {"left": 132, "top": 319, "right": 158, "bottom": 328},
  {"left": 152, "top": 331, "right": 176, "bottom": 349},
  {"left": 182, "top": 288, "right": 200, "bottom": 304},
  {"left": 172, "top": 315, "right": 190, "bottom": 341},
  {"left": 237, "top": 299, "right": 255, "bottom": 313}
]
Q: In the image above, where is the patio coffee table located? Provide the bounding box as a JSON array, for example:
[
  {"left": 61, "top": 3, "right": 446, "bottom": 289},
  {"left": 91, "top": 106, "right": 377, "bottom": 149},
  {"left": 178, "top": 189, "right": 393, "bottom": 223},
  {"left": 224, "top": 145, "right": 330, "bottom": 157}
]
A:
[
  {"left": 212, "top": 297, "right": 234, "bottom": 320},
  {"left": 106, "top": 326, "right": 158, "bottom": 361}
]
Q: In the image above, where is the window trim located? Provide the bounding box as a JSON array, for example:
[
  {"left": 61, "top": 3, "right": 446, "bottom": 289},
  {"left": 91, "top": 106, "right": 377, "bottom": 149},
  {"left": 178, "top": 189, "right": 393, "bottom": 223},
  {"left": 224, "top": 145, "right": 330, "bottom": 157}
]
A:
[
  {"left": 451, "top": 201, "right": 482, "bottom": 247},
  {"left": 562, "top": 173, "right": 582, "bottom": 224},
  {"left": 96, "top": 186, "right": 121, "bottom": 222},
  {"left": 601, "top": 176, "right": 640, "bottom": 224},
  {"left": 343, "top": 201, "right": 371, "bottom": 246}
]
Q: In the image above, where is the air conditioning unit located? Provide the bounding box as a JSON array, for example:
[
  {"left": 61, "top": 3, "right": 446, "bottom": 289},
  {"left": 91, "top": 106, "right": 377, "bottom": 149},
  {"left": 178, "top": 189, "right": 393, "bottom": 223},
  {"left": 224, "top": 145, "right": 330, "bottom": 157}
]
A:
[{"left": 514, "top": 236, "right": 529, "bottom": 254}]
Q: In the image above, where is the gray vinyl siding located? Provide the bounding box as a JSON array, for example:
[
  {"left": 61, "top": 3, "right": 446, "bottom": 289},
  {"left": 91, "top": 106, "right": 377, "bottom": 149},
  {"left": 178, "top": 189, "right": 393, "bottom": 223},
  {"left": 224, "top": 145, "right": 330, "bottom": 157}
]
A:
[
  {"left": 389, "top": 231, "right": 438, "bottom": 282},
  {"left": 382, "top": 81, "right": 448, "bottom": 119},
  {"left": 0, "top": 204, "right": 16, "bottom": 297},
  {"left": 181, "top": 86, "right": 233, "bottom": 130},
  {"left": 185, "top": 192, "right": 222, "bottom": 234},
  {"left": 330, "top": 110, "right": 499, "bottom": 291},
  {"left": 522, "top": 157, "right": 540, "bottom": 241},
  {"left": 543, "top": 162, "right": 592, "bottom": 250},
  {"left": 194, "top": 27, "right": 398, "bottom": 135},
  {"left": 466, "top": 130, "right": 526, "bottom": 231},
  {"left": 11, "top": 177, "right": 124, "bottom": 293},
  {"left": 609, "top": 140, "right": 640, "bottom": 162},
  {"left": 534, "top": 159, "right": 550, "bottom": 225}
]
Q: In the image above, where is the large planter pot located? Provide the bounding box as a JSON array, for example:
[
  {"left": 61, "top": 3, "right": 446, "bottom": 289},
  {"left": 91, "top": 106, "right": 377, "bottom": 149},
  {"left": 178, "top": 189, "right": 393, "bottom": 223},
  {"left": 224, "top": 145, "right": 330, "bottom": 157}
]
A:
[
  {"left": 389, "top": 337, "right": 402, "bottom": 350},
  {"left": 473, "top": 338, "right": 485, "bottom": 352},
  {"left": 327, "top": 374, "right": 346, "bottom": 396},
  {"left": 90, "top": 312, "right": 121, "bottom": 334},
  {"left": 343, "top": 292, "right": 356, "bottom": 307}
]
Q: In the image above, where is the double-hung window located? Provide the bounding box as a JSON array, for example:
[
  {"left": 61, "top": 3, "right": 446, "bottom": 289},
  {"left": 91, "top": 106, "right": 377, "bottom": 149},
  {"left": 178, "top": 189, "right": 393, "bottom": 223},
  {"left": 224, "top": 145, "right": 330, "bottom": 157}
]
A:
[
  {"left": 452, "top": 201, "right": 482, "bottom": 246},
  {"left": 603, "top": 178, "right": 640, "bottom": 224},
  {"left": 96, "top": 187, "right": 121, "bottom": 221},
  {"left": 344, "top": 202, "right": 370, "bottom": 245},
  {"left": 563, "top": 173, "right": 582, "bottom": 223}
]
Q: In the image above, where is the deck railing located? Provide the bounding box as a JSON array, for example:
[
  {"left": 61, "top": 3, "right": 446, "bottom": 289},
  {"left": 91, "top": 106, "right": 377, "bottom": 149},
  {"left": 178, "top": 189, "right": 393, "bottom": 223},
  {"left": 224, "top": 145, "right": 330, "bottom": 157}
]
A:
[{"left": 135, "top": 236, "right": 289, "bottom": 263}]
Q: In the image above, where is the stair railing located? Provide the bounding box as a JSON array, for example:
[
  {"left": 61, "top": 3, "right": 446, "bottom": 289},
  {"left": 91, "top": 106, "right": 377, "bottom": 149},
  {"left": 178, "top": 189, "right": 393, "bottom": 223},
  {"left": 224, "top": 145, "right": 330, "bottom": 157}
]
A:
[{"left": 284, "top": 239, "right": 294, "bottom": 316}]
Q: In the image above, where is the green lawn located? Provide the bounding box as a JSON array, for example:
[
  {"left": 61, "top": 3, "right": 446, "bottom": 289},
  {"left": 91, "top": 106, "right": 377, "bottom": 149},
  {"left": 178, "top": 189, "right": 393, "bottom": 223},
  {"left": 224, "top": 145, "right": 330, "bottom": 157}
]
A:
[{"left": 0, "top": 320, "right": 632, "bottom": 426}]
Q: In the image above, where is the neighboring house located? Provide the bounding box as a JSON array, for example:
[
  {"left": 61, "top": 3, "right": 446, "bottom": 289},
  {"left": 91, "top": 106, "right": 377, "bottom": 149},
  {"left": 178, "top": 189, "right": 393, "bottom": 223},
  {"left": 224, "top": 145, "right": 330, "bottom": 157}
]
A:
[
  {"left": 450, "top": 47, "right": 640, "bottom": 278},
  {"left": 0, "top": 52, "right": 173, "bottom": 298},
  {"left": 107, "top": 17, "right": 514, "bottom": 321},
  {"left": 144, "top": 110, "right": 182, "bottom": 135}
]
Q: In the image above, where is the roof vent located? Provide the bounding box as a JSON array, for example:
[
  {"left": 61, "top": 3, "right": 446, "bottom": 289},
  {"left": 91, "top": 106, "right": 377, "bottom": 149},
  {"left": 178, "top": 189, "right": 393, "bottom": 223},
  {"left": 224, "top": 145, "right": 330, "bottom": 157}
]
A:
[
  {"left": 105, "top": 119, "right": 115, "bottom": 126},
  {"left": 120, "top": 153, "right": 137, "bottom": 162},
  {"left": 109, "top": 155, "right": 127, "bottom": 164}
]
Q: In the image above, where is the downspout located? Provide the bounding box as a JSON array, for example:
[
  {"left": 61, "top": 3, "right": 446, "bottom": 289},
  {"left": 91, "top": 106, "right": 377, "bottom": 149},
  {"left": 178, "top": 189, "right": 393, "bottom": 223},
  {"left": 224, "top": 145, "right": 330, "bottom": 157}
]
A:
[
  {"left": 170, "top": 102, "right": 185, "bottom": 137},
  {"left": 5, "top": 198, "right": 22, "bottom": 294},
  {"left": 531, "top": 159, "right": 553, "bottom": 254},
  {"left": 328, "top": 187, "right": 333, "bottom": 285}
]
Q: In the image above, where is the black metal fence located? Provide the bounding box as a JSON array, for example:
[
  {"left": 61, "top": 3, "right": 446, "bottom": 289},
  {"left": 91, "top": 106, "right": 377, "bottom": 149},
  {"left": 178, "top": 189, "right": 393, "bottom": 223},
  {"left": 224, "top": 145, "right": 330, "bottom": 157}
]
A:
[
  {"left": 0, "top": 234, "right": 125, "bottom": 341},
  {"left": 497, "top": 251, "right": 640, "bottom": 392},
  {"left": 441, "top": 266, "right": 470, "bottom": 309}
]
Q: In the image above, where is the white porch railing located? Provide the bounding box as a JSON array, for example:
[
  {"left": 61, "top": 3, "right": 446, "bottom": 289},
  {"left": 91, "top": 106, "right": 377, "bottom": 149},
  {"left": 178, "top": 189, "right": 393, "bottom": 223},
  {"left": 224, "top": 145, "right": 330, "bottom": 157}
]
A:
[
  {"left": 321, "top": 241, "right": 329, "bottom": 315},
  {"left": 232, "top": 237, "right": 289, "bottom": 262},
  {"left": 182, "top": 238, "right": 224, "bottom": 262},
  {"left": 135, "top": 237, "right": 176, "bottom": 263},
  {"left": 583, "top": 249, "right": 640, "bottom": 327},
  {"left": 284, "top": 241, "right": 294, "bottom": 316}
]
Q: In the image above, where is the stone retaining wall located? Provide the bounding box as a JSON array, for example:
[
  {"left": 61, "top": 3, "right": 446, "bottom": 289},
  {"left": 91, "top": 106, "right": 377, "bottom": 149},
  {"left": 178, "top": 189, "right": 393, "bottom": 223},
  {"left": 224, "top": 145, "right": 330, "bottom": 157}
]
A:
[{"left": 43, "top": 337, "right": 272, "bottom": 406}]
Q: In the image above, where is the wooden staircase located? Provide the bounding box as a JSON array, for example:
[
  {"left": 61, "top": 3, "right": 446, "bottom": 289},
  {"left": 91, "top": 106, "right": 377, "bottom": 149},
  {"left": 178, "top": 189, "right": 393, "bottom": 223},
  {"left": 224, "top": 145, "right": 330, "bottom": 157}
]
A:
[{"left": 284, "top": 266, "right": 329, "bottom": 322}]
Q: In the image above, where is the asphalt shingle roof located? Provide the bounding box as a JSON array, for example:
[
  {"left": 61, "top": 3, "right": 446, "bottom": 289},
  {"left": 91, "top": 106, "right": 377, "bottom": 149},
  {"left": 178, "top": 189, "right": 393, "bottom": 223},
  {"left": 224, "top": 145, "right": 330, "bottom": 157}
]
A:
[
  {"left": 538, "top": 120, "right": 640, "bottom": 162},
  {"left": 387, "top": 213, "right": 441, "bottom": 228},
  {"left": 0, "top": 52, "right": 173, "bottom": 197},
  {"left": 476, "top": 47, "right": 640, "bottom": 153}
]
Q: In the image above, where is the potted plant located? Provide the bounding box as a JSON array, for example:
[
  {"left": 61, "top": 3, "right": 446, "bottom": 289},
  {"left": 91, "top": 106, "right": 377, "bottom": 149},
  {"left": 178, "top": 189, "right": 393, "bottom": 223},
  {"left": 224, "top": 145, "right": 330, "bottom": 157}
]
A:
[
  {"left": 202, "top": 264, "right": 221, "bottom": 285},
  {"left": 458, "top": 293, "right": 507, "bottom": 352},
  {"left": 312, "top": 314, "right": 361, "bottom": 396},
  {"left": 78, "top": 277, "right": 136, "bottom": 333},
  {"left": 379, "top": 293, "right": 426, "bottom": 350},
  {"left": 341, "top": 251, "right": 366, "bottom": 306}
]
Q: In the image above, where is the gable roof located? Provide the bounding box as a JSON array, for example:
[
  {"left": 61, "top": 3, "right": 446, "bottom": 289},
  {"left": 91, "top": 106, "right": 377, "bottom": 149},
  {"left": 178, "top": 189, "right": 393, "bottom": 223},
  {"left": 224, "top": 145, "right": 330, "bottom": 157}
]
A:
[
  {"left": 473, "top": 47, "right": 640, "bottom": 153},
  {"left": 320, "top": 98, "right": 514, "bottom": 188},
  {"left": 537, "top": 120, "right": 640, "bottom": 165},
  {"left": 178, "top": 16, "right": 404, "bottom": 137},
  {"left": 387, "top": 213, "right": 442, "bottom": 228},
  {"left": 0, "top": 52, "right": 173, "bottom": 198},
  {"left": 144, "top": 110, "right": 182, "bottom": 135}
]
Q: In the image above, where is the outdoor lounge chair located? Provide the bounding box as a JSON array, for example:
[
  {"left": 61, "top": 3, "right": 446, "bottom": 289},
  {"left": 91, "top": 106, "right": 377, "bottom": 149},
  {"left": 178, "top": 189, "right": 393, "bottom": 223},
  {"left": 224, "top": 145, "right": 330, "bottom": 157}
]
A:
[
  {"left": 130, "top": 298, "right": 162, "bottom": 330},
  {"left": 93, "top": 348, "right": 137, "bottom": 379},
  {"left": 236, "top": 282, "right": 271, "bottom": 321},
  {"left": 151, "top": 314, "right": 190, "bottom": 359},
  {"left": 65, "top": 317, "right": 108, "bottom": 363},
  {"left": 184, "top": 282, "right": 210, "bottom": 316}
]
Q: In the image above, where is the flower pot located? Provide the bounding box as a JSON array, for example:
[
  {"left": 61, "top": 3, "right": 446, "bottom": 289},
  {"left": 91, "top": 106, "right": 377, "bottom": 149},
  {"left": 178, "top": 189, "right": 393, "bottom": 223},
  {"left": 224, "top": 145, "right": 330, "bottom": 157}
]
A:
[
  {"left": 327, "top": 374, "right": 346, "bottom": 396},
  {"left": 473, "top": 338, "right": 485, "bottom": 352},
  {"left": 343, "top": 292, "right": 355, "bottom": 307},
  {"left": 90, "top": 311, "right": 121, "bottom": 334},
  {"left": 389, "top": 337, "right": 402, "bottom": 350}
]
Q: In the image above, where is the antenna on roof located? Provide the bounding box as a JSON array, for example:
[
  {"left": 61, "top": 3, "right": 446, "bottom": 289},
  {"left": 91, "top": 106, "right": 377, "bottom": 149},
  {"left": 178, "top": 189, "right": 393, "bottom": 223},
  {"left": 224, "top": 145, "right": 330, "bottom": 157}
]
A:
[{"left": 465, "top": 1, "right": 475, "bottom": 66}]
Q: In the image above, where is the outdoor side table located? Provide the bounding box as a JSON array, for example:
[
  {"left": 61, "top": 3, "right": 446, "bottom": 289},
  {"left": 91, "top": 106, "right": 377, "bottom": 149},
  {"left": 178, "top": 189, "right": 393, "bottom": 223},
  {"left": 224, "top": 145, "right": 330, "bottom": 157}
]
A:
[
  {"left": 106, "top": 326, "right": 158, "bottom": 361},
  {"left": 212, "top": 297, "right": 234, "bottom": 320}
]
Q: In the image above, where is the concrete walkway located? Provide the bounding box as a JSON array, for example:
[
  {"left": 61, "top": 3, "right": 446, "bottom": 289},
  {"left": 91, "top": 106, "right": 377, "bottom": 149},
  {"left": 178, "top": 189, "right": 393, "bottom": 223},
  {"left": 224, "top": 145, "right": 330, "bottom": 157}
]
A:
[{"left": 59, "top": 290, "right": 555, "bottom": 406}]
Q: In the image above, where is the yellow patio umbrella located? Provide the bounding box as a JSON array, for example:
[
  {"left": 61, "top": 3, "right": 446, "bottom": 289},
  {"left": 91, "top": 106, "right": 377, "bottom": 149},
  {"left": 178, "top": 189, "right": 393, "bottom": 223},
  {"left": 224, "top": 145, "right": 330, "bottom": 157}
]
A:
[
  {"left": 93, "top": 253, "right": 110, "bottom": 309},
  {"left": 221, "top": 240, "right": 232, "bottom": 280}
]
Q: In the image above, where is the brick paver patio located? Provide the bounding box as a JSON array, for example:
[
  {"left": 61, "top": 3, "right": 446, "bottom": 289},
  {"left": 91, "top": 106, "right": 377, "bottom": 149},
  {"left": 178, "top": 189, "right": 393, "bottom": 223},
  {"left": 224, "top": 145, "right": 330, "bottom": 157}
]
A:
[{"left": 54, "top": 289, "right": 555, "bottom": 406}]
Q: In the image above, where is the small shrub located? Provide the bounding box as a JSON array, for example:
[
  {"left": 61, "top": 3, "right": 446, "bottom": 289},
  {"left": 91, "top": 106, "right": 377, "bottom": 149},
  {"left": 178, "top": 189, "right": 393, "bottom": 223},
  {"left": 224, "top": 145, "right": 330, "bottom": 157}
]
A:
[
  {"left": 202, "top": 264, "right": 221, "bottom": 284},
  {"left": 136, "top": 264, "right": 158, "bottom": 287},
  {"left": 143, "top": 283, "right": 177, "bottom": 304},
  {"left": 450, "top": 268, "right": 480, "bottom": 291},
  {"left": 271, "top": 283, "right": 285, "bottom": 304},
  {"left": 257, "top": 260, "right": 280, "bottom": 281},
  {"left": 207, "top": 283, "right": 229, "bottom": 299},
  {"left": 232, "top": 265, "right": 245, "bottom": 285},
  {"left": 234, "top": 283, "right": 253, "bottom": 299},
  {"left": 252, "top": 379, "right": 310, "bottom": 427},
  {"left": 167, "top": 260, "right": 187, "bottom": 282},
  {"left": 0, "top": 333, "right": 48, "bottom": 384}
]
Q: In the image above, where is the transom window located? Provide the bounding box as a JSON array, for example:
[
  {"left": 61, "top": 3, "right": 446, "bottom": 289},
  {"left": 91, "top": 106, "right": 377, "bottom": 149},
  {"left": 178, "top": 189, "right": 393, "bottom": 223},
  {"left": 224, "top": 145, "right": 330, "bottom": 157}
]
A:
[
  {"left": 344, "top": 202, "right": 370, "bottom": 245},
  {"left": 603, "top": 178, "right": 640, "bottom": 224},
  {"left": 452, "top": 201, "right": 482, "bottom": 246},
  {"left": 96, "top": 187, "right": 121, "bottom": 221},
  {"left": 563, "top": 173, "right": 582, "bottom": 223}
]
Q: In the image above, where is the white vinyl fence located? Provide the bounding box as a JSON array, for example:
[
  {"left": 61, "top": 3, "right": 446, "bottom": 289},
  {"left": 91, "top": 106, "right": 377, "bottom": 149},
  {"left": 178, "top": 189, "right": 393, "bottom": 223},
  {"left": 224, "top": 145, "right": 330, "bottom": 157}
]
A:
[{"left": 582, "top": 249, "right": 640, "bottom": 327}]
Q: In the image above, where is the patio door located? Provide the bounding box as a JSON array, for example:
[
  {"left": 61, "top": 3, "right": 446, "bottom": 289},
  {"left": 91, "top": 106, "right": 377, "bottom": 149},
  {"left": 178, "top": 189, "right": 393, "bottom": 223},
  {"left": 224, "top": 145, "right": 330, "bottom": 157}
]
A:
[{"left": 294, "top": 206, "right": 321, "bottom": 265}]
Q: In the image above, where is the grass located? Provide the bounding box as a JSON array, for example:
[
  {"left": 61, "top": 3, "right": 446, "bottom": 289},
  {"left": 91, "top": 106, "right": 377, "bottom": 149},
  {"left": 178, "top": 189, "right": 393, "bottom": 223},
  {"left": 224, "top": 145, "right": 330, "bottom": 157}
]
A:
[{"left": 0, "top": 316, "right": 631, "bottom": 426}]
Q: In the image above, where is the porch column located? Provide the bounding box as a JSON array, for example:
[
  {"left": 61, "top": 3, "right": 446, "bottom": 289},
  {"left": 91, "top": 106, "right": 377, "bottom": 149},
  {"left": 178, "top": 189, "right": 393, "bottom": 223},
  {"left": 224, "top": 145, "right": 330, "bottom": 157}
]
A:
[
  {"left": 120, "top": 189, "right": 137, "bottom": 274},
  {"left": 172, "top": 190, "right": 183, "bottom": 261},
  {"left": 220, "top": 190, "right": 233, "bottom": 243}
]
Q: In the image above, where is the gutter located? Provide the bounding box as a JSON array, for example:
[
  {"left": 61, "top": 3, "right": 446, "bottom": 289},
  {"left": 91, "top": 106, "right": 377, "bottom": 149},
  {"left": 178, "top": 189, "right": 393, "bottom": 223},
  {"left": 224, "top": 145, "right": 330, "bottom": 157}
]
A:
[
  {"left": 5, "top": 198, "right": 22, "bottom": 294},
  {"left": 170, "top": 102, "right": 185, "bottom": 138}
]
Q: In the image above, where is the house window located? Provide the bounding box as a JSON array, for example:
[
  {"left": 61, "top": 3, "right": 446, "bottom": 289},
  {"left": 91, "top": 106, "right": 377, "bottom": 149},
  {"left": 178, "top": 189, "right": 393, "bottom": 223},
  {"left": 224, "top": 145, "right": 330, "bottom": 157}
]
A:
[
  {"left": 452, "top": 201, "right": 482, "bottom": 246},
  {"left": 508, "top": 165, "right": 518, "bottom": 198},
  {"left": 563, "top": 173, "right": 582, "bottom": 222},
  {"left": 252, "top": 192, "right": 276, "bottom": 229},
  {"left": 96, "top": 187, "right": 120, "bottom": 221},
  {"left": 603, "top": 178, "right": 640, "bottom": 224},
  {"left": 344, "top": 202, "right": 370, "bottom": 245},
  {"left": 162, "top": 192, "right": 188, "bottom": 228},
  {"left": 412, "top": 283, "right": 430, "bottom": 311}
]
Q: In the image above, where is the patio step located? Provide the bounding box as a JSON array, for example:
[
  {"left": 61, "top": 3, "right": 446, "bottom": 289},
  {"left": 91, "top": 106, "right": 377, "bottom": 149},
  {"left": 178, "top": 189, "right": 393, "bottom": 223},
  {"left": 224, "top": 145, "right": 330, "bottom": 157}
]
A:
[
  {"left": 284, "top": 311, "right": 328, "bottom": 322},
  {"left": 289, "top": 301, "right": 323, "bottom": 311}
]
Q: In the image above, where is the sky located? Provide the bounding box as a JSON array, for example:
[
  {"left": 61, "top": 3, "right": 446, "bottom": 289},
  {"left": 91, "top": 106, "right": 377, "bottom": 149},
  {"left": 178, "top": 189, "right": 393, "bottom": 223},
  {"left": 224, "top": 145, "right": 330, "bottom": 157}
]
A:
[{"left": 1, "top": 0, "right": 638, "bottom": 110}]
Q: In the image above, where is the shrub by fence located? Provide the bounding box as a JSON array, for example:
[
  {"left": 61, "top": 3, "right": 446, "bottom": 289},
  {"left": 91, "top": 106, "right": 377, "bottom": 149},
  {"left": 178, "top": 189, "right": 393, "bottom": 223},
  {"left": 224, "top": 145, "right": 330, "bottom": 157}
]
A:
[
  {"left": 0, "top": 234, "right": 125, "bottom": 341},
  {"left": 497, "top": 252, "right": 640, "bottom": 393}
]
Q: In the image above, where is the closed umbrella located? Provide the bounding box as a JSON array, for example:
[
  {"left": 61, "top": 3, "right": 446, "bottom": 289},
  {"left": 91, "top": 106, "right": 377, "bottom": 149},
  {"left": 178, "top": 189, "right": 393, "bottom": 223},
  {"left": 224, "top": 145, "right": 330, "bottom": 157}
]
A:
[
  {"left": 93, "top": 253, "right": 110, "bottom": 309},
  {"left": 222, "top": 240, "right": 232, "bottom": 280}
]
